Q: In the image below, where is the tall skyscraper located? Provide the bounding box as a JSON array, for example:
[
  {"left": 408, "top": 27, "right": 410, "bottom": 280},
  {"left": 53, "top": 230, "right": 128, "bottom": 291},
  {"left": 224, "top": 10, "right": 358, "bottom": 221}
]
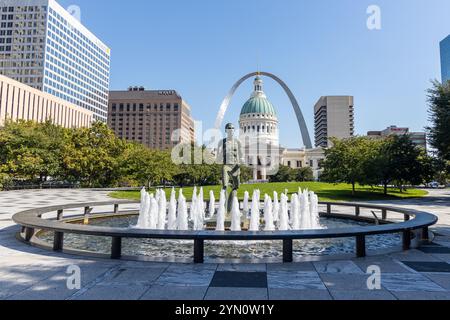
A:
[
  {"left": 108, "top": 87, "right": 195, "bottom": 150},
  {"left": 0, "top": 0, "right": 111, "bottom": 122},
  {"left": 314, "top": 96, "right": 355, "bottom": 148},
  {"left": 441, "top": 35, "right": 450, "bottom": 83}
]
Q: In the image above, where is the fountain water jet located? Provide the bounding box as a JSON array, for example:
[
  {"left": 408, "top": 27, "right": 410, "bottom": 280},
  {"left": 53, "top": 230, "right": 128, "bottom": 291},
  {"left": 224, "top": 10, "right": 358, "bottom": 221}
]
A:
[
  {"left": 167, "top": 188, "right": 177, "bottom": 230},
  {"left": 176, "top": 191, "right": 188, "bottom": 231},
  {"left": 273, "top": 192, "right": 280, "bottom": 223},
  {"left": 216, "top": 190, "right": 226, "bottom": 231},
  {"left": 249, "top": 190, "right": 260, "bottom": 232},
  {"left": 278, "top": 193, "right": 290, "bottom": 231},
  {"left": 243, "top": 191, "right": 250, "bottom": 218},
  {"left": 264, "top": 195, "right": 275, "bottom": 231},
  {"left": 290, "top": 193, "right": 300, "bottom": 230},
  {"left": 157, "top": 189, "right": 167, "bottom": 230},
  {"left": 208, "top": 190, "right": 215, "bottom": 219},
  {"left": 230, "top": 195, "right": 241, "bottom": 231}
]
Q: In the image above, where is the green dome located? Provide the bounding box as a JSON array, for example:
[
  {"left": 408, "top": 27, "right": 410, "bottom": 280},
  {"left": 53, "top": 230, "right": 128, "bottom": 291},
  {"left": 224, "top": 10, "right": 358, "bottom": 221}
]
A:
[{"left": 240, "top": 96, "right": 277, "bottom": 116}]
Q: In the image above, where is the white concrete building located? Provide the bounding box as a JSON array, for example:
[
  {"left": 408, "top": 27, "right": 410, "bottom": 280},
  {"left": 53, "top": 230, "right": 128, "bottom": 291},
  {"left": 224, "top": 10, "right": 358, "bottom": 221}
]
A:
[
  {"left": 314, "top": 96, "right": 355, "bottom": 148},
  {"left": 0, "top": 0, "right": 111, "bottom": 122}
]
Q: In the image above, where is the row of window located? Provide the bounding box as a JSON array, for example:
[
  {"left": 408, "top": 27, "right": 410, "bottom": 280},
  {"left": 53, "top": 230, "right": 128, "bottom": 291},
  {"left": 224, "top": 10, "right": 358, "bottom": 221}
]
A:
[
  {"left": 111, "top": 103, "right": 180, "bottom": 112},
  {"left": 48, "top": 7, "right": 110, "bottom": 66},
  {"left": 47, "top": 30, "right": 109, "bottom": 88},
  {"left": 45, "top": 53, "right": 108, "bottom": 104},
  {"left": 44, "top": 68, "right": 107, "bottom": 114}
]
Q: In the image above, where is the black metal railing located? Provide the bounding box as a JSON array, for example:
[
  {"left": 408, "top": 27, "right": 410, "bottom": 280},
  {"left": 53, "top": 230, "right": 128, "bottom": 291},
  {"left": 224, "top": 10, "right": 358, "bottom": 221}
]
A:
[{"left": 12, "top": 200, "right": 438, "bottom": 264}]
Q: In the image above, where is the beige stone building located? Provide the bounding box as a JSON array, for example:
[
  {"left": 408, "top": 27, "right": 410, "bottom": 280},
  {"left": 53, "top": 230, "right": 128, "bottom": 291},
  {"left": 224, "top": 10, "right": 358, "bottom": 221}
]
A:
[
  {"left": 108, "top": 87, "right": 195, "bottom": 150},
  {"left": 0, "top": 74, "right": 93, "bottom": 128},
  {"left": 314, "top": 96, "right": 355, "bottom": 148},
  {"left": 280, "top": 147, "right": 325, "bottom": 180}
]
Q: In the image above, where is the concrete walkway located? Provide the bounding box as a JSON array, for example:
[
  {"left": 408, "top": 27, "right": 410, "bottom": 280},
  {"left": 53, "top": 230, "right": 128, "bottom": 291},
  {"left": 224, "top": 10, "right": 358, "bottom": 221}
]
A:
[{"left": 0, "top": 189, "right": 449, "bottom": 300}]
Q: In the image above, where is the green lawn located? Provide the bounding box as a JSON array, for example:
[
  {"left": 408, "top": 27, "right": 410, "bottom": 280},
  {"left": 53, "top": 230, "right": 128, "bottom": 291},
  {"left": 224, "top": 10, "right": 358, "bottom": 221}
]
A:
[{"left": 109, "top": 182, "right": 428, "bottom": 202}]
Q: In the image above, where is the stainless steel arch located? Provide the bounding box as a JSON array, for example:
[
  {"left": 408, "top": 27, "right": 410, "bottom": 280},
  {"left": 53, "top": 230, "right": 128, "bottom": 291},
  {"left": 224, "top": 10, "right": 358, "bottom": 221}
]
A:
[{"left": 214, "top": 72, "right": 313, "bottom": 149}]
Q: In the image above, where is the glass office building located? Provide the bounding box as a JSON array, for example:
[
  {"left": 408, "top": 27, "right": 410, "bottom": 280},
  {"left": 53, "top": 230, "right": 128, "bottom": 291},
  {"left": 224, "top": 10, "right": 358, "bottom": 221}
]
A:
[
  {"left": 0, "top": 0, "right": 110, "bottom": 121},
  {"left": 441, "top": 35, "right": 450, "bottom": 84}
]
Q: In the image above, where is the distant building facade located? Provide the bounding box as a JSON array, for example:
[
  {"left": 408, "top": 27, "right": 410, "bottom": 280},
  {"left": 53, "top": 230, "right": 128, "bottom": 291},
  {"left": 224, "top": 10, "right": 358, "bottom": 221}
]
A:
[
  {"left": 108, "top": 87, "right": 195, "bottom": 150},
  {"left": 367, "top": 125, "right": 427, "bottom": 149},
  {"left": 314, "top": 96, "right": 355, "bottom": 148},
  {"left": 441, "top": 35, "right": 450, "bottom": 83},
  {"left": 0, "top": 74, "right": 93, "bottom": 127},
  {"left": 280, "top": 147, "right": 325, "bottom": 181},
  {"left": 0, "top": 0, "right": 111, "bottom": 122}
]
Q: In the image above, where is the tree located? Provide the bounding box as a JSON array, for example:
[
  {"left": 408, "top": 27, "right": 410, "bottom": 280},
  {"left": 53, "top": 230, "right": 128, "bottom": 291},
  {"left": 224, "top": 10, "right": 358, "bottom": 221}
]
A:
[
  {"left": 296, "top": 167, "right": 314, "bottom": 182},
  {"left": 0, "top": 120, "right": 66, "bottom": 183},
  {"left": 321, "top": 137, "right": 376, "bottom": 195},
  {"left": 427, "top": 81, "right": 450, "bottom": 176},
  {"left": 269, "top": 165, "right": 296, "bottom": 183},
  {"left": 366, "top": 135, "right": 434, "bottom": 194},
  {"left": 61, "top": 122, "right": 126, "bottom": 187}
]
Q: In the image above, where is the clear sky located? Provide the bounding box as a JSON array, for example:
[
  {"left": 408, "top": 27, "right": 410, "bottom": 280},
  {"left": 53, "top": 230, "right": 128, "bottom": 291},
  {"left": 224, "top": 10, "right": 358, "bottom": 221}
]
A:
[{"left": 58, "top": 0, "right": 450, "bottom": 148}]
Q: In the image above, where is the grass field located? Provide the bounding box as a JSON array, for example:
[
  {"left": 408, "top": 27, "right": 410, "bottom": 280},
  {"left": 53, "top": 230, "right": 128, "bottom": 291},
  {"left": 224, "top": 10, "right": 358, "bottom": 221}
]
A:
[{"left": 109, "top": 182, "right": 428, "bottom": 202}]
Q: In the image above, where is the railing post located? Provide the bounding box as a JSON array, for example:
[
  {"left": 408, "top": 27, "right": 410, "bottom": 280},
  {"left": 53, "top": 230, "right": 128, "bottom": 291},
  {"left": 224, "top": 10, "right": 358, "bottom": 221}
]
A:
[
  {"left": 356, "top": 235, "right": 366, "bottom": 258},
  {"left": 194, "top": 239, "right": 204, "bottom": 264},
  {"left": 327, "top": 204, "right": 331, "bottom": 215},
  {"left": 355, "top": 206, "right": 360, "bottom": 217},
  {"left": 114, "top": 204, "right": 119, "bottom": 214},
  {"left": 422, "top": 227, "right": 430, "bottom": 242},
  {"left": 111, "top": 237, "right": 122, "bottom": 259},
  {"left": 283, "top": 239, "right": 293, "bottom": 263},
  {"left": 382, "top": 209, "right": 387, "bottom": 220},
  {"left": 24, "top": 227, "right": 35, "bottom": 242},
  {"left": 403, "top": 230, "right": 411, "bottom": 250},
  {"left": 84, "top": 206, "right": 92, "bottom": 225},
  {"left": 57, "top": 209, "right": 64, "bottom": 221},
  {"left": 53, "top": 232, "right": 64, "bottom": 251}
]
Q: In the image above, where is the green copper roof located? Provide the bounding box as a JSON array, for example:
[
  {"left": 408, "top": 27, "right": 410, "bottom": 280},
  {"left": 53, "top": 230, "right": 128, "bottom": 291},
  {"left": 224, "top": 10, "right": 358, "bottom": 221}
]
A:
[{"left": 240, "top": 96, "right": 277, "bottom": 116}]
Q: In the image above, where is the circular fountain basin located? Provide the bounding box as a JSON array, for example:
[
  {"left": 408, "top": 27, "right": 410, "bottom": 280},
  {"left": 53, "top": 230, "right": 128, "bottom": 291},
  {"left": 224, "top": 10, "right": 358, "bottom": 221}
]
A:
[
  {"left": 36, "top": 215, "right": 401, "bottom": 261},
  {"left": 13, "top": 200, "right": 438, "bottom": 264}
]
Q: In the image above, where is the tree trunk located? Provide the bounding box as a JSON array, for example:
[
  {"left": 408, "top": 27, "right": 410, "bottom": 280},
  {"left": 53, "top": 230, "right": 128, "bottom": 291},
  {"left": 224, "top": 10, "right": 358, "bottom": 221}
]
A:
[
  {"left": 352, "top": 182, "right": 356, "bottom": 196},
  {"left": 384, "top": 184, "right": 388, "bottom": 196}
]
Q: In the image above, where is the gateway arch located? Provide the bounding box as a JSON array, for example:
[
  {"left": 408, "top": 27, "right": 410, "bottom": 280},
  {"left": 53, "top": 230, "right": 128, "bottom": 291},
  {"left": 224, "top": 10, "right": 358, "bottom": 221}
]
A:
[{"left": 214, "top": 72, "right": 313, "bottom": 149}]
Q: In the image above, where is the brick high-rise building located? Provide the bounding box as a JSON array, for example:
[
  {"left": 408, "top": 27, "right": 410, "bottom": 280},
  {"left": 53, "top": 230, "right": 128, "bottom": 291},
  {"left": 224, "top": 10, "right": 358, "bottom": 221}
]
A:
[{"left": 108, "top": 87, "right": 195, "bottom": 150}]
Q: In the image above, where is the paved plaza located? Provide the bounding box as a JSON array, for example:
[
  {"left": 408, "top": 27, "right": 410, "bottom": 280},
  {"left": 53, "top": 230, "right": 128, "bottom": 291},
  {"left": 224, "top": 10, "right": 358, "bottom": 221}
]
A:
[{"left": 0, "top": 189, "right": 450, "bottom": 300}]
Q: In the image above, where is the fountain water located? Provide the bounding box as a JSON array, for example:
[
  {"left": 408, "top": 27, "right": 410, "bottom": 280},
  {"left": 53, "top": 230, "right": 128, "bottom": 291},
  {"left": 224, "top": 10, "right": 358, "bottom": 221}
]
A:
[
  {"left": 278, "top": 193, "right": 290, "bottom": 231},
  {"left": 273, "top": 191, "right": 280, "bottom": 223},
  {"left": 135, "top": 187, "right": 323, "bottom": 232},
  {"left": 149, "top": 195, "right": 158, "bottom": 229},
  {"left": 264, "top": 195, "right": 275, "bottom": 231},
  {"left": 167, "top": 188, "right": 177, "bottom": 230},
  {"left": 208, "top": 190, "right": 215, "bottom": 219},
  {"left": 216, "top": 190, "right": 226, "bottom": 231},
  {"left": 176, "top": 191, "right": 188, "bottom": 231},
  {"left": 199, "top": 187, "right": 205, "bottom": 221},
  {"left": 249, "top": 191, "right": 260, "bottom": 232},
  {"left": 157, "top": 190, "right": 167, "bottom": 230},
  {"left": 243, "top": 191, "right": 250, "bottom": 218},
  {"left": 230, "top": 195, "right": 241, "bottom": 231},
  {"left": 290, "top": 193, "right": 300, "bottom": 230}
]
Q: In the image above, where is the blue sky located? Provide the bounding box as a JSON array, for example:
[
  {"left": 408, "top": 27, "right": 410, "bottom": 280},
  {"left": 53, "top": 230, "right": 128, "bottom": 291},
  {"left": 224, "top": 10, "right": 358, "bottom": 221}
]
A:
[{"left": 58, "top": 0, "right": 450, "bottom": 148}]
